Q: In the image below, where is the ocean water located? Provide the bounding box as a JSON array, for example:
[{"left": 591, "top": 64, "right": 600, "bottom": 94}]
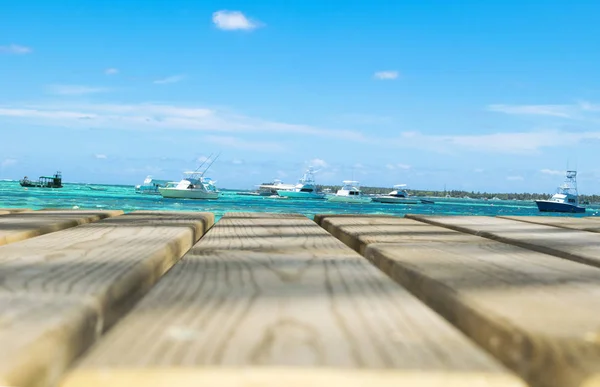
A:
[{"left": 1, "top": 181, "right": 599, "bottom": 221}]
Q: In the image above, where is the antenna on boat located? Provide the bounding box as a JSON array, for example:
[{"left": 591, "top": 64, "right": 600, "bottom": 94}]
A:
[
  {"left": 194, "top": 153, "right": 214, "bottom": 174},
  {"left": 200, "top": 152, "right": 221, "bottom": 176}
]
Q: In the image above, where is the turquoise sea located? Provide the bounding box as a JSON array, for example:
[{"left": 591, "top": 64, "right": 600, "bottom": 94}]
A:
[{"left": 1, "top": 181, "right": 599, "bottom": 221}]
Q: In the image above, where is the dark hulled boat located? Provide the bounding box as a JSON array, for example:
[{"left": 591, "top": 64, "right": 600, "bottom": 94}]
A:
[{"left": 19, "top": 171, "right": 63, "bottom": 188}]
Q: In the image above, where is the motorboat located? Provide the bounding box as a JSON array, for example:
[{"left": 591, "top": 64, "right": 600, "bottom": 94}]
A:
[
  {"left": 535, "top": 170, "right": 585, "bottom": 213},
  {"left": 135, "top": 175, "right": 171, "bottom": 195},
  {"left": 252, "top": 179, "right": 296, "bottom": 196},
  {"left": 19, "top": 171, "right": 63, "bottom": 188},
  {"left": 327, "top": 180, "right": 371, "bottom": 203},
  {"left": 159, "top": 155, "right": 221, "bottom": 200},
  {"left": 159, "top": 172, "right": 219, "bottom": 200},
  {"left": 372, "top": 184, "right": 419, "bottom": 204},
  {"left": 277, "top": 167, "right": 326, "bottom": 199}
]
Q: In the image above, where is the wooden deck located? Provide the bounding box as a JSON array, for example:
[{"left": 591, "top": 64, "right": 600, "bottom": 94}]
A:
[{"left": 1, "top": 210, "right": 600, "bottom": 387}]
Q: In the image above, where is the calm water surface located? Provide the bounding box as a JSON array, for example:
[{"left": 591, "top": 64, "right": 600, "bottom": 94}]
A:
[{"left": 1, "top": 181, "right": 598, "bottom": 221}]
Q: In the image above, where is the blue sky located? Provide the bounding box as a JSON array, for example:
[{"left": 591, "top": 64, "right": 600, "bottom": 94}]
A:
[{"left": 1, "top": 0, "right": 600, "bottom": 193}]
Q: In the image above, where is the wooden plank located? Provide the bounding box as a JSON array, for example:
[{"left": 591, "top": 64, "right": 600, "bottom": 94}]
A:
[
  {"left": 313, "top": 213, "right": 398, "bottom": 227},
  {"left": 0, "top": 208, "right": 31, "bottom": 213},
  {"left": 363, "top": 240, "right": 600, "bottom": 387},
  {"left": 0, "top": 211, "right": 214, "bottom": 387},
  {"left": 406, "top": 214, "right": 600, "bottom": 269},
  {"left": 319, "top": 215, "right": 479, "bottom": 255},
  {"left": 499, "top": 215, "right": 600, "bottom": 233},
  {"left": 60, "top": 213, "right": 524, "bottom": 387},
  {"left": 0, "top": 210, "right": 123, "bottom": 246}
]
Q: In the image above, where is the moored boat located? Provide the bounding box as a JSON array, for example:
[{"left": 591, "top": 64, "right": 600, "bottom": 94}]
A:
[
  {"left": 535, "top": 170, "right": 585, "bottom": 213},
  {"left": 19, "top": 171, "right": 63, "bottom": 188},
  {"left": 277, "top": 167, "right": 325, "bottom": 199},
  {"left": 327, "top": 180, "right": 371, "bottom": 203},
  {"left": 372, "top": 184, "right": 419, "bottom": 204},
  {"left": 159, "top": 172, "right": 219, "bottom": 200},
  {"left": 135, "top": 175, "right": 171, "bottom": 195}
]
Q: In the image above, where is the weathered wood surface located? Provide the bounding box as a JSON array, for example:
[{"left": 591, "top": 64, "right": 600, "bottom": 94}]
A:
[
  {"left": 319, "top": 214, "right": 600, "bottom": 386},
  {"left": 0, "top": 208, "right": 31, "bottom": 213},
  {"left": 406, "top": 214, "right": 600, "bottom": 269},
  {"left": 60, "top": 213, "right": 523, "bottom": 387},
  {"left": 364, "top": 241, "right": 600, "bottom": 387},
  {"left": 319, "top": 215, "right": 478, "bottom": 255},
  {"left": 499, "top": 215, "right": 600, "bottom": 233},
  {"left": 0, "top": 210, "right": 122, "bottom": 246},
  {"left": 0, "top": 211, "right": 214, "bottom": 387}
]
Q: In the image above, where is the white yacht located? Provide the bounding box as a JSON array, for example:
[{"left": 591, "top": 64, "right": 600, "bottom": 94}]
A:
[
  {"left": 159, "top": 172, "right": 219, "bottom": 200},
  {"left": 327, "top": 180, "right": 371, "bottom": 203},
  {"left": 277, "top": 168, "right": 326, "bottom": 199},
  {"left": 135, "top": 175, "right": 171, "bottom": 195},
  {"left": 535, "top": 170, "right": 585, "bottom": 213},
  {"left": 372, "top": 184, "right": 419, "bottom": 204},
  {"left": 255, "top": 179, "right": 296, "bottom": 196}
]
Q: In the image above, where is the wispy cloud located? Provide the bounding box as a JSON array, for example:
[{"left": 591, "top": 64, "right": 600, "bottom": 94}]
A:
[
  {"left": 308, "top": 158, "right": 328, "bottom": 168},
  {"left": 373, "top": 71, "right": 399, "bottom": 80},
  {"left": 94, "top": 154, "right": 108, "bottom": 159},
  {"left": 105, "top": 68, "right": 119, "bottom": 75},
  {"left": 203, "top": 135, "right": 285, "bottom": 152},
  {"left": 540, "top": 168, "right": 563, "bottom": 176},
  {"left": 506, "top": 175, "right": 524, "bottom": 181},
  {"left": 153, "top": 75, "right": 185, "bottom": 85},
  {"left": 487, "top": 104, "right": 573, "bottom": 118},
  {"left": 1, "top": 158, "right": 17, "bottom": 168},
  {"left": 46, "top": 84, "right": 111, "bottom": 96},
  {"left": 0, "top": 44, "right": 32, "bottom": 55},
  {"left": 212, "top": 10, "right": 261, "bottom": 31},
  {"left": 386, "top": 163, "right": 411, "bottom": 170}
]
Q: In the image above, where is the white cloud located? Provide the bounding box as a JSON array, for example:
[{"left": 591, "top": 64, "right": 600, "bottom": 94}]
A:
[
  {"left": 487, "top": 104, "right": 573, "bottom": 118},
  {"left": 0, "top": 44, "right": 32, "bottom": 54},
  {"left": 474, "top": 168, "right": 485, "bottom": 173},
  {"left": 540, "top": 168, "right": 563, "bottom": 176},
  {"left": 212, "top": 10, "right": 261, "bottom": 31},
  {"left": 386, "top": 129, "right": 600, "bottom": 155},
  {"left": 1, "top": 158, "right": 17, "bottom": 168},
  {"left": 94, "top": 154, "right": 107, "bottom": 159},
  {"left": 0, "top": 102, "right": 366, "bottom": 142},
  {"left": 105, "top": 68, "right": 119, "bottom": 75},
  {"left": 506, "top": 176, "right": 524, "bottom": 181},
  {"left": 374, "top": 71, "right": 399, "bottom": 80},
  {"left": 308, "top": 158, "right": 328, "bottom": 168},
  {"left": 231, "top": 158, "right": 244, "bottom": 165},
  {"left": 47, "top": 85, "right": 111, "bottom": 96},
  {"left": 385, "top": 163, "right": 411, "bottom": 170},
  {"left": 153, "top": 75, "right": 185, "bottom": 85},
  {"left": 203, "top": 135, "right": 285, "bottom": 152}
]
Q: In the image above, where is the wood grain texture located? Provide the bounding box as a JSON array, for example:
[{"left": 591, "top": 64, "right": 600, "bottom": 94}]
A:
[
  {"left": 0, "top": 210, "right": 123, "bottom": 246},
  {"left": 498, "top": 216, "right": 600, "bottom": 233},
  {"left": 61, "top": 213, "right": 524, "bottom": 387},
  {"left": 0, "top": 208, "right": 32, "bottom": 213},
  {"left": 319, "top": 215, "right": 479, "bottom": 255},
  {"left": 364, "top": 240, "right": 600, "bottom": 387},
  {"left": 313, "top": 213, "right": 398, "bottom": 227},
  {"left": 0, "top": 211, "right": 214, "bottom": 387},
  {"left": 406, "top": 214, "right": 600, "bottom": 269}
]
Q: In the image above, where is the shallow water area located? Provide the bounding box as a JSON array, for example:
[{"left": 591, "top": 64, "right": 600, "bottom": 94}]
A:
[{"left": 1, "top": 181, "right": 599, "bottom": 222}]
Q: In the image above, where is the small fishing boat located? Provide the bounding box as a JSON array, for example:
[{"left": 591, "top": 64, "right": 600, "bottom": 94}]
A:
[
  {"left": 327, "top": 181, "right": 372, "bottom": 203},
  {"left": 277, "top": 167, "right": 326, "bottom": 199},
  {"left": 159, "top": 155, "right": 220, "bottom": 200},
  {"left": 372, "top": 184, "right": 419, "bottom": 204},
  {"left": 249, "top": 179, "right": 295, "bottom": 196},
  {"left": 19, "top": 171, "right": 63, "bottom": 188},
  {"left": 535, "top": 170, "right": 585, "bottom": 213},
  {"left": 135, "top": 175, "right": 171, "bottom": 195}
]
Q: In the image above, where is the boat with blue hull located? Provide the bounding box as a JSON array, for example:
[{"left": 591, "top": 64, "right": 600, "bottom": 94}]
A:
[{"left": 535, "top": 170, "right": 585, "bottom": 213}]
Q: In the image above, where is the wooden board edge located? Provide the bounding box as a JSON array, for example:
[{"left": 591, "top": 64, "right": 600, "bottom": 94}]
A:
[
  {"left": 59, "top": 367, "right": 527, "bottom": 387},
  {"left": 406, "top": 214, "right": 600, "bottom": 269}
]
